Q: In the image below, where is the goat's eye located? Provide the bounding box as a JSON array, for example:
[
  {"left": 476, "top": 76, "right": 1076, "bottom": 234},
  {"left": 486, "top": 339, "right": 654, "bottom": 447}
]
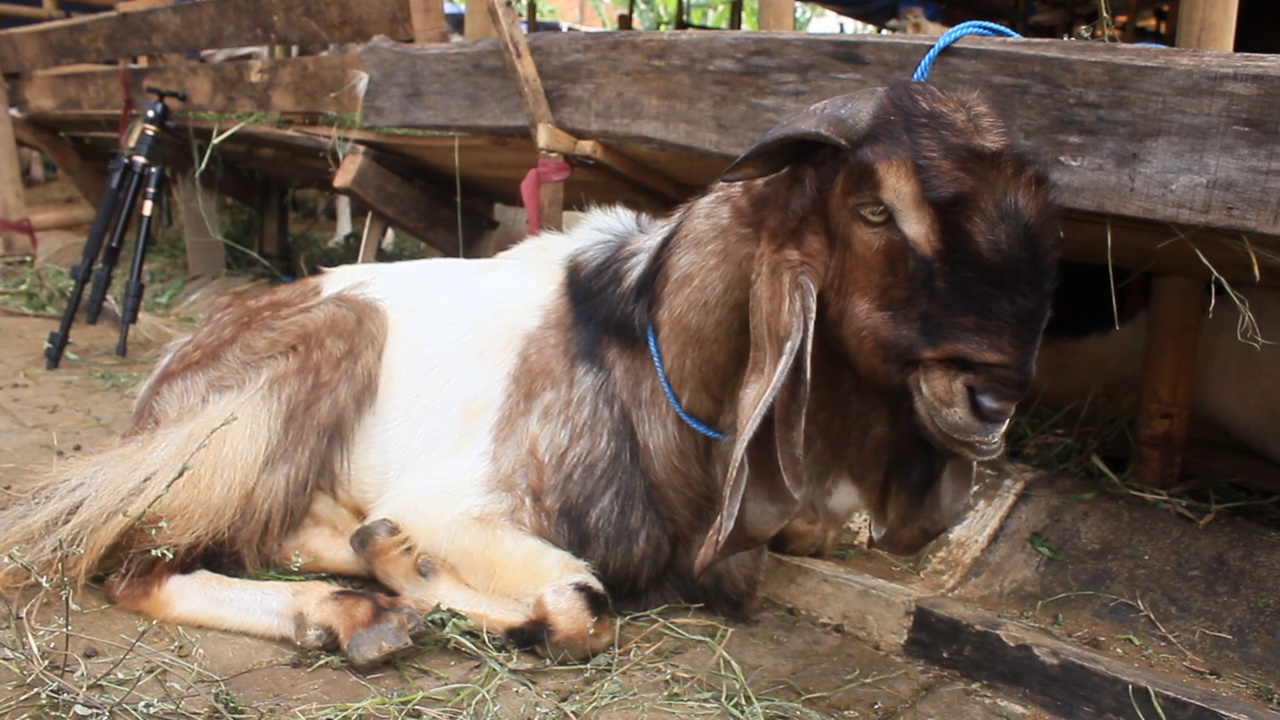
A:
[{"left": 858, "top": 204, "right": 892, "bottom": 226}]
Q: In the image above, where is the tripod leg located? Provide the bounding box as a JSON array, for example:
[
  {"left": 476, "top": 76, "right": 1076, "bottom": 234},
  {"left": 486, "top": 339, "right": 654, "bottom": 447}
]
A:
[
  {"left": 44, "top": 155, "right": 130, "bottom": 370},
  {"left": 116, "top": 165, "right": 165, "bottom": 357},
  {"left": 86, "top": 158, "right": 147, "bottom": 325}
]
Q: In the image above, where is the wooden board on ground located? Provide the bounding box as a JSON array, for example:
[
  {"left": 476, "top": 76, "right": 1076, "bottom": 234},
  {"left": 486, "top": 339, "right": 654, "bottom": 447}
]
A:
[
  {"left": 0, "top": 0, "right": 412, "bottom": 74},
  {"left": 359, "top": 32, "right": 1280, "bottom": 238}
]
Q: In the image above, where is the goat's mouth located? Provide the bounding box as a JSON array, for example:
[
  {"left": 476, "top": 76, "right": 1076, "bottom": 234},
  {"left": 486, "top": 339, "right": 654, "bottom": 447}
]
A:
[{"left": 910, "top": 373, "right": 1009, "bottom": 462}]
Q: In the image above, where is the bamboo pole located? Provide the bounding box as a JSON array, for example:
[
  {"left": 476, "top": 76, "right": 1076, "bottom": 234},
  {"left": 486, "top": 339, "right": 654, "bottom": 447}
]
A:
[{"left": 1131, "top": 0, "right": 1238, "bottom": 487}]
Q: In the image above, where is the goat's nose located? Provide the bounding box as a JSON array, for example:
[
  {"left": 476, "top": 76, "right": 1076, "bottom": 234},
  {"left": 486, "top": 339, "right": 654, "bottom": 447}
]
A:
[{"left": 969, "top": 387, "right": 1017, "bottom": 424}]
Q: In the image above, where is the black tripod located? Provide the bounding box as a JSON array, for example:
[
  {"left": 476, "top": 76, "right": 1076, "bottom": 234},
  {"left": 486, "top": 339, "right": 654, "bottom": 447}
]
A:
[{"left": 45, "top": 86, "right": 186, "bottom": 369}]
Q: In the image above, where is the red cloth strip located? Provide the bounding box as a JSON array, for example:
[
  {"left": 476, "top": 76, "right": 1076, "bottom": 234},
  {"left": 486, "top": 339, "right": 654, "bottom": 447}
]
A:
[
  {"left": 0, "top": 217, "right": 38, "bottom": 253},
  {"left": 519, "top": 157, "right": 573, "bottom": 237}
]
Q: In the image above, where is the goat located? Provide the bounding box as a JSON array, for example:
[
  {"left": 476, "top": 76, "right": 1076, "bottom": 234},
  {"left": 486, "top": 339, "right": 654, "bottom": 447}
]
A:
[{"left": 0, "top": 81, "right": 1059, "bottom": 668}]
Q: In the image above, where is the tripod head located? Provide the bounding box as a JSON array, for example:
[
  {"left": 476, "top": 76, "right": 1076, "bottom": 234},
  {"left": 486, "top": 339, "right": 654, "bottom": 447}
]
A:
[{"left": 141, "top": 86, "right": 187, "bottom": 133}]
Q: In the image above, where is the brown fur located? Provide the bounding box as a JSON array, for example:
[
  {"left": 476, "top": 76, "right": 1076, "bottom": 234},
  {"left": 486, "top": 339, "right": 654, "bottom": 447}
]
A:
[{"left": 0, "top": 280, "right": 388, "bottom": 591}]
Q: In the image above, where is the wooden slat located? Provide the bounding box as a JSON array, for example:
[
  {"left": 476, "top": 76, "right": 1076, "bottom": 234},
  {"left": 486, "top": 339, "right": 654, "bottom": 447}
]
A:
[
  {"left": 0, "top": 77, "right": 28, "bottom": 255},
  {"left": 906, "top": 598, "right": 1268, "bottom": 720},
  {"left": 359, "top": 32, "right": 1280, "bottom": 238},
  {"left": 0, "top": 0, "right": 412, "bottom": 74},
  {"left": 11, "top": 53, "right": 363, "bottom": 115},
  {"left": 333, "top": 145, "right": 480, "bottom": 257}
]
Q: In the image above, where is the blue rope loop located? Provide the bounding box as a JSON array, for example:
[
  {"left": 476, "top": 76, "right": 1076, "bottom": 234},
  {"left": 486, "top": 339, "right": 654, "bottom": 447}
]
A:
[
  {"left": 647, "top": 323, "right": 726, "bottom": 441},
  {"left": 913, "top": 21, "right": 1023, "bottom": 82}
]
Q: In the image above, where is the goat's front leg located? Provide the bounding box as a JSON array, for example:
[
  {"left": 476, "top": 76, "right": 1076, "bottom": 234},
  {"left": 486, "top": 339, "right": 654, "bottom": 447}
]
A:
[{"left": 352, "top": 518, "right": 616, "bottom": 660}]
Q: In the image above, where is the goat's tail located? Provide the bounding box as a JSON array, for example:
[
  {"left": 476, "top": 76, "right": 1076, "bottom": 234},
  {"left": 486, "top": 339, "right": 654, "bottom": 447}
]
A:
[{"left": 0, "top": 284, "right": 388, "bottom": 594}]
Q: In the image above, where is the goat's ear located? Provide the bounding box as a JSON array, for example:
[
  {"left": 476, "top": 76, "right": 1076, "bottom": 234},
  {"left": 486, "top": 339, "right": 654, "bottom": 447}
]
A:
[
  {"left": 720, "top": 87, "right": 887, "bottom": 183},
  {"left": 694, "top": 259, "right": 817, "bottom": 575}
]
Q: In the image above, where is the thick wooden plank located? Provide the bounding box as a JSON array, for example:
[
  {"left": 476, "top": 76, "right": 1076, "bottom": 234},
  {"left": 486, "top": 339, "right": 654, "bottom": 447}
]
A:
[
  {"left": 11, "top": 53, "right": 363, "bottom": 115},
  {"left": 334, "top": 146, "right": 483, "bottom": 257},
  {"left": 359, "top": 33, "right": 1280, "bottom": 237},
  {"left": 906, "top": 598, "right": 1275, "bottom": 720},
  {"left": 0, "top": 0, "right": 411, "bottom": 74}
]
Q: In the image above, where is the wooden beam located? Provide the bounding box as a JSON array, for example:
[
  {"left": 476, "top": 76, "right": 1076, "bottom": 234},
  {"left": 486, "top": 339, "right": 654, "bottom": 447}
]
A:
[
  {"left": 409, "top": 0, "right": 449, "bottom": 43},
  {"left": 535, "top": 122, "right": 692, "bottom": 202},
  {"left": 333, "top": 146, "right": 480, "bottom": 257},
  {"left": 0, "top": 0, "right": 412, "bottom": 74},
  {"left": 0, "top": 3, "right": 65, "bottom": 21},
  {"left": 12, "top": 118, "right": 107, "bottom": 205},
  {"left": 28, "top": 201, "right": 95, "bottom": 230},
  {"left": 359, "top": 33, "right": 1280, "bottom": 238},
  {"left": 12, "top": 53, "right": 363, "bottom": 116}
]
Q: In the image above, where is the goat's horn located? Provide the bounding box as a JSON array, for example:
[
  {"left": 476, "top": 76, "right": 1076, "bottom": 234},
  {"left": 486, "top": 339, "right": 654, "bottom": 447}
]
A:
[{"left": 720, "top": 87, "right": 887, "bottom": 183}]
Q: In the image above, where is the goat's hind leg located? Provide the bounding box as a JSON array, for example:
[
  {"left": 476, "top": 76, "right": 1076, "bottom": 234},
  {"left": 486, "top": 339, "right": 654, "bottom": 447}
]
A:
[{"left": 351, "top": 518, "right": 616, "bottom": 660}]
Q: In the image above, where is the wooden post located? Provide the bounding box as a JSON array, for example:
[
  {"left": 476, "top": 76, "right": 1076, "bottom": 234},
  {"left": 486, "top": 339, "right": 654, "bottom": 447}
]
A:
[
  {"left": 409, "top": 0, "right": 449, "bottom": 43},
  {"left": 257, "top": 179, "right": 291, "bottom": 270},
  {"left": 1131, "top": 276, "right": 1206, "bottom": 486},
  {"left": 758, "top": 0, "right": 793, "bottom": 30},
  {"left": 0, "top": 78, "right": 29, "bottom": 256},
  {"left": 357, "top": 212, "right": 389, "bottom": 263},
  {"left": 1175, "top": 0, "right": 1238, "bottom": 50},
  {"left": 466, "top": 0, "right": 498, "bottom": 39},
  {"left": 1131, "top": 0, "right": 1238, "bottom": 487},
  {"left": 488, "top": 0, "right": 566, "bottom": 232}
]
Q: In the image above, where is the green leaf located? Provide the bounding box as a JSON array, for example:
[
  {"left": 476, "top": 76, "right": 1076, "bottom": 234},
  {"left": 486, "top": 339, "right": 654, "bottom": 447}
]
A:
[{"left": 1029, "top": 532, "right": 1063, "bottom": 561}]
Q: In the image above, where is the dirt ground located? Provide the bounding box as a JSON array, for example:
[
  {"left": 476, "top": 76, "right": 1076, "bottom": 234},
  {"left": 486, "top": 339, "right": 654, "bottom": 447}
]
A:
[{"left": 0, "top": 306, "right": 1058, "bottom": 719}]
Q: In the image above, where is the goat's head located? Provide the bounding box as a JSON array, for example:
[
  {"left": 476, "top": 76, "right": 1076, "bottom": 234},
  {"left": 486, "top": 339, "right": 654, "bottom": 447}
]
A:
[{"left": 697, "top": 81, "right": 1059, "bottom": 569}]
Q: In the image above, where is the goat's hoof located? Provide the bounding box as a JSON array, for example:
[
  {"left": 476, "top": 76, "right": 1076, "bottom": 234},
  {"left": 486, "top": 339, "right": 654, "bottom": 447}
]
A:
[
  {"left": 295, "top": 621, "right": 337, "bottom": 651},
  {"left": 343, "top": 606, "right": 427, "bottom": 669},
  {"left": 350, "top": 518, "right": 402, "bottom": 557}
]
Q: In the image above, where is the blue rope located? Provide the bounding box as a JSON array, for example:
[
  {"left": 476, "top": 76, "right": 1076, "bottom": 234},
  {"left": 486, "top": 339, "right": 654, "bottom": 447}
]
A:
[
  {"left": 647, "top": 323, "right": 726, "bottom": 441},
  {"left": 912, "top": 21, "right": 1022, "bottom": 82}
]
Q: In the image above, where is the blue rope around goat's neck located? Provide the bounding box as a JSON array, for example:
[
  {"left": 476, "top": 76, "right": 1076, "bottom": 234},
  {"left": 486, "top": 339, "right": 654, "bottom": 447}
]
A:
[
  {"left": 912, "top": 21, "right": 1022, "bottom": 82},
  {"left": 646, "top": 323, "right": 726, "bottom": 441}
]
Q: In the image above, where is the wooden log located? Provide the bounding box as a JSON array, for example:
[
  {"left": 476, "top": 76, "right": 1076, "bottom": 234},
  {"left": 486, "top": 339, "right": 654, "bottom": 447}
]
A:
[
  {"left": 409, "top": 0, "right": 449, "bottom": 43},
  {"left": 906, "top": 598, "right": 1270, "bottom": 720},
  {"left": 0, "top": 0, "right": 412, "bottom": 74},
  {"left": 28, "top": 202, "right": 95, "bottom": 230},
  {"left": 333, "top": 146, "right": 478, "bottom": 257},
  {"left": 359, "top": 32, "right": 1280, "bottom": 238},
  {"left": 12, "top": 53, "right": 362, "bottom": 117},
  {"left": 12, "top": 118, "right": 108, "bottom": 205}
]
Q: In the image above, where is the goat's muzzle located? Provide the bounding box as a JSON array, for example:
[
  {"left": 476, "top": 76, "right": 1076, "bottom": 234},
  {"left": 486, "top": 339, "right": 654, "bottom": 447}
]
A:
[{"left": 909, "top": 363, "right": 1021, "bottom": 461}]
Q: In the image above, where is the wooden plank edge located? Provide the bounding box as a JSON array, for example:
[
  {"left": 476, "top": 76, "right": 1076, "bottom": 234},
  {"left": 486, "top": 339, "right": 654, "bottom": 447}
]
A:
[
  {"left": 905, "top": 597, "right": 1278, "bottom": 720},
  {"left": 762, "top": 553, "right": 920, "bottom": 652}
]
